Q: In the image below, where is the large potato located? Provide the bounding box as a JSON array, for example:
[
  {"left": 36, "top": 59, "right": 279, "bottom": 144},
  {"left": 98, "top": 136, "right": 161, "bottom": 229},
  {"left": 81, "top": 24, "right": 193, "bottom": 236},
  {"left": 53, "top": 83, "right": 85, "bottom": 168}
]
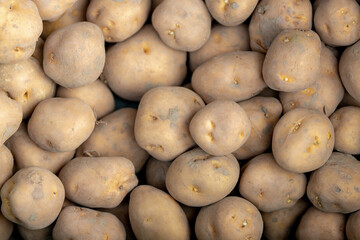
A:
[
  {"left": 18, "top": 225, "right": 52, "bottom": 240},
  {"left": 346, "top": 210, "right": 360, "bottom": 240},
  {"left": 0, "top": 212, "right": 13, "bottom": 240},
  {"left": 145, "top": 157, "right": 171, "bottom": 191},
  {"left": 31, "top": 0, "right": 77, "bottom": 21},
  {"left": 0, "top": 145, "right": 13, "bottom": 189}
]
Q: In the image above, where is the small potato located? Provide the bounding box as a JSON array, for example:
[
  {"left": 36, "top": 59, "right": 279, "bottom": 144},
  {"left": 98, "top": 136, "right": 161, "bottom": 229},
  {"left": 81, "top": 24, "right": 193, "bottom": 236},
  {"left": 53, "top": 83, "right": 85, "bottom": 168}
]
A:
[
  {"left": 166, "top": 148, "right": 240, "bottom": 207},
  {"left": 18, "top": 225, "right": 52, "bottom": 240},
  {"left": 195, "top": 196, "right": 263, "bottom": 240},
  {"left": 32, "top": 0, "right": 78, "bottom": 21},
  {"left": 0, "top": 145, "right": 13, "bottom": 189},
  {"left": 87, "top": 0, "right": 150, "bottom": 42},
  {"left": 192, "top": 51, "right": 266, "bottom": 103},
  {"left": 28, "top": 97, "right": 96, "bottom": 152},
  {"left": 272, "top": 108, "right": 334, "bottom": 173},
  {"left": 103, "top": 25, "right": 187, "bottom": 101},
  {"left": 145, "top": 157, "right": 171, "bottom": 191},
  {"left": 307, "top": 152, "right": 360, "bottom": 213},
  {"left": 346, "top": 210, "right": 360, "bottom": 240},
  {"left": 234, "top": 97, "right": 282, "bottom": 160},
  {"left": 43, "top": 22, "right": 105, "bottom": 88},
  {"left": 53, "top": 206, "right": 126, "bottom": 240},
  {"left": 296, "top": 207, "right": 346, "bottom": 240},
  {"left": 152, "top": 0, "right": 211, "bottom": 52},
  {"left": 0, "top": 212, "right": 13, "bottom": 240},
  {"left": 1, "top": 167, "right": 65, "bottom": 230},
  {"left": 190, "top": 100, "right": 251, "bottom": 156},
  {"left": 32, "top": 38, "right": 44, "bottom": 63}
]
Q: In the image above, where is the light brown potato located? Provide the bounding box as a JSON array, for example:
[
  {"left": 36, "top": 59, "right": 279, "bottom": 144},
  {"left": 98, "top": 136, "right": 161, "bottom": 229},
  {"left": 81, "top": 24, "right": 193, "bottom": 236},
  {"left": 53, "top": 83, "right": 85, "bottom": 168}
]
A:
[
  {"left": 296, "top": 207, "right": 346, "bottom": 240},
  {"left": 0, "top": 145, "right": 13, "bottom": 189},
  {"left": 31, "top": 38, "right": 44, "bottom": 63},
  {"left": 346, "top": 210, "right": 360, "bottom": 240},
  {"left": 1, "top": 166, "right": 65, "bottom": 230},
  {"left": 43, "top": 22, "right": 105, "bottom": 88},
  {"left": 18, "top": 225, "right": 52, "bottom": 240},
  {"left": 190, "top": 100, "right": 251, "bottom": 156},
  {"left": 340, "top": 91, "right": 360, "bottom": 108},
  {"left": 249, "top": 0, "right": 312, "bottom": 53},
  {"left": 87, "top": 0, "right": 150, "bottom": 42},
  {"left": 195, "top": 196, "right": 263, "bottom": 240},
  {"left": 32, "top": 0, "right": 78, "bottom": 21},
  {"left": 103, "top": 25, "right": 187, "bottom": 101},
  {"left": 28, "top": 97, "right": 96, "bottom": 152},
  {"left": 307, "top": 152, "right": 360, "bottom": 213},
  {"left": 152, "top": 0, "right": 163, "bottom": 10},
  {"left": 134, "top": 86, "right": 205, "bottom": 161},
  {"left": 257, "top": 87, "right": 279, "bottom": 98},
  {"left": 192, "top": 51, "right": 267, "bottom": 103},
  {"left": 145, "top": 157, "right": 171, "bottom": 191},
  {"left": 166, "top": 148, "right": 240, "bottom": 207},
  {"left": 53, "top": 206, "right": 126, "bottom": 240},
  {"left": 234, "top": 97, "right": 282, "bottom": 160},
  {"left": 129, "top": 185, "right": 190, "bottom": 240},
  {"left": 56, "top": 79, "right": 115, "bottom": 119},
  {"left": 76, "top": 108, "right": 149, "bottom": 173},
  {"left": 152, "top": 0, "right": 211, "bottom": 52},
  {"left": 272, "top": 108, "right": 334, "bottom": 173},
  {"left": 0, "top": 212, "right": 13, "bottom": 240}
]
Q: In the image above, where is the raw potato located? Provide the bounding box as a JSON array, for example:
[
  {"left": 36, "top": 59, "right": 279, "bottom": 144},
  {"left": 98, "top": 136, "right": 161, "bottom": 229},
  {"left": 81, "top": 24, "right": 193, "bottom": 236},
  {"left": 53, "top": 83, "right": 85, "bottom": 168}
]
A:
[
  {"left": 192, "top": 51, "right": 266, "bottom": 103},
  {"left": 32, "top": 38, "right": 44, "bottom": 63},
  {"left": 234, "top": 97, "right": 282, "bottom": 160},
  {"left": 145, "top": 157, "right": 171, "bottom": 191},
  {"left": 272, "top": 108, "right": 334, "bottom": 173},
  {"left": 307, "top": 152, "right": 360, "bottom": 213},
  {"left": 0, "top": 145, "right": 13, "bottom": 188},
  {"left": 195, "top": 196, "right": 263, "bottom": 240},
  {"left": 152, "top": 0, "right": 211, "bottom": 52},
  {"left": 346, "top": 210, "right": 360, "bottom": 240},
  {"left": 18, "top": 225, "right": 52, "bottom": 240},
  {"left": 76, "top": 108, "right": 149, "bottom": 173},
  {"left": 189, "top": 100, "right": 251, "bottom": 156},
  {"left": 87, "top": 0, "right": 151, "bottom": 42},
  {"left": 129, "top": 185, "right": 190, "bottom": 240},
  {"left": 0, "top": 211, "right": 13, "bottom": 240},
  {"left": 28, "top": 97, "right": 96, "bottom": 152},
  {"left": 166, "top": 148, "right": 240, "bottom": 207},
  {"left": 43, "top": 22, "right": 105, "bottom": 88},
  {"left": 103, "top": 25, "right": 187, "bottom": 101},
  {"left": 31, "top": 0, "right": 78, "bottom": 21},
  {"left": 340, "top": 91, "right": 360, "bottom": 108},
  {"left": 134, "top": 86, "right": 205, "bottom": 161},
  {"left": 1, "top": 167, "right": 65, "bottom": 230},
  {"left": 239, "top": 153, "right": 307, "bottom": 212},
  {"left": 0, "top": 0, "right": 43, "bottom": 64},
  {"left": 53, "top": 206, "right": 126, "bottom": 240},
  {"left": 249, "top": 0, "right": 312, "bottom": 53},
  {"left": 262, "top": 29, "right": 321, "bottom": 92}
]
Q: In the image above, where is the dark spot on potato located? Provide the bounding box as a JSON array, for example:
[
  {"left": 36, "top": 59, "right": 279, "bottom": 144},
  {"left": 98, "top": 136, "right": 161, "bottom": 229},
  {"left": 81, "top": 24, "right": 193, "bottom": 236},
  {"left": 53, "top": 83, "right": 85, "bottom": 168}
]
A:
[
  {"left": 146, "top": 144, "right": 164, "bottom": 152},
  {"left": 207, "top": 132, "right": 214, "bottom": 141},
  {"left": 46, "top": 140, "right": 54, "bottom": 149},
  {"left": 354, "top": 186, "right": 359, "bottom": 192},
  {"left": 14, "top": 47, "right": 22, "bottom": 53},
  {"left": 23, "top": 91, "right": 29, "bottom": 100},
  {"left": 272, "top": 217, "right": 278, "bottom": 223},
  {"left": 333, "top": 185, "right": 342, "bottom": 193},
  {"left": 261, "top": 106, "right": 269, "bottom": 118},
  {"left": 315, "top": 195, "right": 322, "bottom": 208},
  {"left": 143, "top": 46, "right": 150, "bottom": 55},
  {"left": 230, "top": 2, "right": 238, "bottom": 9},
  {"left": 241, "top": 219, "right": 248, "bottom": 228}
]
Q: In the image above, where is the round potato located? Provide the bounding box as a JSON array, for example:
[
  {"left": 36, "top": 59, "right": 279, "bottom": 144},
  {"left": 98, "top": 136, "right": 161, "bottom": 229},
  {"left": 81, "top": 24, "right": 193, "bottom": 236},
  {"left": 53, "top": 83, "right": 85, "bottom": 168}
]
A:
[
  {"left": 0, "top": 145, "right": 13, "bottom": 189},
  {"left": 129, "top": 185, "right": 190, "bottom": 240},
  {"left": 18, "top": 225, "right": 52, "bottom": 240},
  {"left": 145, "top": 157, "right": 171, "bottom": 191},
  {"left": 346, "top": 210, "right": 360, "bottom": 240},
  {"left": 0, "top": 212, "right": 13, "bottom": 240},
  {"left": 32, "top": 0, "right": 78, "bottom": 21},
  {"left": 32, "top": 38, "right": 44, "bottom": 63}
]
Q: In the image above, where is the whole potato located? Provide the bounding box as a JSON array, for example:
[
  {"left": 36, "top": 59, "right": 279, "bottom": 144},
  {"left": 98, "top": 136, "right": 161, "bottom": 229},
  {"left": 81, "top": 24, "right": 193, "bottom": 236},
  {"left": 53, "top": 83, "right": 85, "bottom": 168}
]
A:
[
  {"left": 18, "top": 225, "right": 52, "bottom": 240},
  {"left": 0, "top": 145, "right": 13, "bottom": 189},
  {"left": 32, "top": 0, "right": 78, "bottom": 21},
  {"left": 145, "top": 157, "right": 171, "bottom": 191},
  {"left": 346, "top": 210, "right": 360, "bottom": 240},
  {"left": 31, "top": 38, "right": 44, "bottom": 63},
  {"left": 0, "top": 212, "right": 13, "bottom": 240},
  {"left": 129, "top": 185, "right": 190, "bottom": 240}
]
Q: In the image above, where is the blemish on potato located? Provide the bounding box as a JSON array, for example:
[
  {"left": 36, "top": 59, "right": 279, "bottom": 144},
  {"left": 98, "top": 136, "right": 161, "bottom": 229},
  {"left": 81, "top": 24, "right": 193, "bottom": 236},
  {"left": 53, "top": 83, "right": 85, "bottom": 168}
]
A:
[
  {"left": 28, "top": 214, "right": 36, "bottom": 222},
  {"left": 282, "top": 36, "right": 290, "bottom": 43},
  {"left": 301, "top": 88, "right": 315, "bottom": 95},
  {"left": 313, "top": 136, "right": 320, "bottom": 145},
  {"left": 149, "top": 115, "right": 158, "bottom": 121},
  {"left": 32, "top": 187, "right": 44, "bottom": 200},
  {"left": 230, "top": 2, "right": 239, "bottom": 9},
  {"left": 231, "top": 77, "right": 239, "bottom": 87},
  {"left": 143, "top": 46, "right": 150, "bottom": 55},
  {"left": 167, "top": 30, "right": 175, "bottom": 40},
  {"left": 280, "top": 75, "right": 294, "bottom": 83},
  {"left": 315, "top": 195, "right": 322, "bottom": 208},
  {"left": 146, "top": 144, "right": 164, "bottom": 152},
  {"left": 231, "top": 215, "right": 237, "bottom": 222},
  {"left": 240, "top": 219, "right": 248, "bottom": 228},
  {"left": 261, "top": 106, "right": 269, "bottom": 118},
  {"left": 49, "top": 53, "right": 56, "bottom": 61},
  {"left": 103, "top": 233, "right": 109, "bottom": 240},
  {"left": 333, "top": 185, "right": 342, "bottom": 193},
  {"left": 102, "top": 27, "right": 110, "bottom": 35},
  {"left": 192, "top": 186, "right": 199, "bottom": 192},
  {"left": 14, "top": 47, "right": 23, "bottom": 53},
  {"left": 207, "top": 132, "right": 214, "bottom": 141}
]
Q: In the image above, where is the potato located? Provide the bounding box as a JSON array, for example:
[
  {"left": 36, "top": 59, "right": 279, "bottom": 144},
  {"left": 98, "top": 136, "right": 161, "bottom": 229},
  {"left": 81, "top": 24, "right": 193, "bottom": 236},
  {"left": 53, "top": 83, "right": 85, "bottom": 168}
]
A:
[
  {"left": 195, "top": 196, "right": 263, "bottom": 240},
  {"left": 31, "top": 0, "right": 78, "bottom": 21},
  {"left": 152, "top": 0, "right": 163, "bottom": 11},
  {"left": 1, "top": 166, "right": 65, "bottom": 230},
  {"left": 103, "top": 25, "right": 187, "bottom": 101},
  {"left": 249, "top": 0, "right": 312, "bottom": 53},
  {"left": 346, "top": 210, "right": 360, "bottom": 240},
  {"left": 0, "top": 57, "right": 56, "bottom": 118},
  {"left": 87, "top": 0, "right": 150, "bottom": 42},
  {"left": 234, "top": 97, "right": 282, "bottom": 160},
  {"left": 76, "top": 108, "right": 149, "bottom": 173},
  {"left": 314, "top": 0, "right": 360, "bottom": 47},
  {"left": 340, "top": 91, "right": 360, "bottom": 108},
  {"left": 43, "top": 22, "right": 105, "bottom": 88},
  {"left": 152, "top": 0, "right": 211, "bottom": 51},
  {"left": 145, "top": 157, "right": 171, "bottom": 191},
  {"left": 263, "top": 29, "right": 321, "bottom": 92},
  {"left": 0, "top": 145, "right": 13, "bottom": 189},
  {"left": 190, "top": 100, "right": 251, "bottom": 156},
  {"left": 53, "top": 206, "right": 126, "bottom": 240},
  {"left": 56, "top": 79, "right": 115, "bottom": 119},
  {"left": 205, "top": 0, "right": 259, "bottom": 26},
  {"left": 257, "top": 87, "right": 279, "bottom": 98},
  {"left": 18, "top": 225, "right": 52, "bottom": 240},
  {"left": 134, "top": 86, "right": 205, "bottom": 161},
  {"left": 296, "top": 207, "right": 346, "bottom": 240},
  {"left": 0, "top": 212, "right": 13, "bottom": 240},
  {"left": 272, "top": 108, "right": 334, "bottom": 173},
  {"left": 192, "top": 51, "right": 266, "bottom": 103},
  {"left": 31, "top": 38, "right": 44, "bottom": 63},
  {"left": 0, "top": 0, "right": 42, "bottom": 64},
  {"left": 129, "top": 185, "right": 190, "bottom": 240},
  {"left": 307, "top": 152, "right": 360, "bottom": 213},
  {"left": 28, "top": 97, "right": 96, "bottom": 152},
  {"left": 166, "top": 148, "right": 240, "bottom": 207}
]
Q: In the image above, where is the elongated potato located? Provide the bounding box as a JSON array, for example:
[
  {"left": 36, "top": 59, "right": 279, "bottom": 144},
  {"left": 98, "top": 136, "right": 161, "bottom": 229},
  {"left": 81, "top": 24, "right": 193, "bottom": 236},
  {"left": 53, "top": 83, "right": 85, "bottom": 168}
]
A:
[
  {"left": 32, "top": 0, "right": 78, "bottom": 21},
  {"left": 0, "top": 145, "right": 13, "bottom": 189},
  {"left": 0, "top": 211, "right": 13, "bottom": 240},
  {"left": 346, "top": 210, "right": 360, "bottom": 240},
  {"left": 145, "top": 157, "right": 171, "bottom": 191}
]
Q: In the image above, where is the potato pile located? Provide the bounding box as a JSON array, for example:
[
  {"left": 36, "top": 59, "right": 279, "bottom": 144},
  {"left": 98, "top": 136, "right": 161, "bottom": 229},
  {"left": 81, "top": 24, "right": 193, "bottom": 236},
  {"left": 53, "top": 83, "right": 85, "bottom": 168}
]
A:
[{"left": 0, "top": 0, "right": 359, "bottom": 239}]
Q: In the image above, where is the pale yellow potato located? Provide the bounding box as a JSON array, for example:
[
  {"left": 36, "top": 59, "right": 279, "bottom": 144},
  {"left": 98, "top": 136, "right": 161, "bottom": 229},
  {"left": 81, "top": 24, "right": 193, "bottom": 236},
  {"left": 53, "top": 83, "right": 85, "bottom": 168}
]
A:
[
  {"left": 18, "top": 225, "right": 52, "bottom": 240},
  {"left": 0, "top": 145, "right": 13, "bottom": 189},
  {"left": 346, "top": 210, "right": 360, "bottom": 240},
  {"left": 31, "top": 38, "right": 44, "bottom": 63},
  {"left": 32, "top": 0, "right": 78, "bottom": 21},
  {"left": 145, "top": 157, "right": 171, "bottom": 191},
  {"left": 0, "top": 212, "right": 13, "bottom": 240}
]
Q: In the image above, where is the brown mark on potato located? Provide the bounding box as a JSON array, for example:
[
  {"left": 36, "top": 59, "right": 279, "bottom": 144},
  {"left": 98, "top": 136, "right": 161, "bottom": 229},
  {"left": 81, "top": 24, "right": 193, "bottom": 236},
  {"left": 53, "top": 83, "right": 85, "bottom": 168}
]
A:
[
  {"left": 313, "top": 136, "right": 320, "bottom": 145},
  {"left": 143, "top": 45, "right": 150, "bottom": 55},
  {"left": 333, "top": 185, "right": 342, "bottom": 193},
  {"left": 291, "top": 121, "right": 302, "bottom": 133},
  {"left": 146, "top": 144, "right": 164, "bottom": 152},
  {"left": 207, "top": 132, "right": 214, "bottom": 141},
  {"left": 315, "top": 195, "right": 322, "bottom": 208},
  {"left": 240, "top": 219, "right": 248, "bottom": 228},
  {"left": 261, "top": 106, "right": 269, "bottom": 118}
]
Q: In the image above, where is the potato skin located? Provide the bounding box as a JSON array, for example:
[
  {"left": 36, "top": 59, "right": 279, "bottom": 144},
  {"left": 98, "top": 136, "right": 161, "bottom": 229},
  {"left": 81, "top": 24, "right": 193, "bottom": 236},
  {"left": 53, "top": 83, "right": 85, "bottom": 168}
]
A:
[
  {"left": 18, "top": 225, "right": 52, "bottom": 240},
  {"left": 32, "top": 38, "right": 44, "bottom": 63},
  {"left": 346, "top": 210, "right": 360, "bottom": 240},
  {"left": 129, "top": 185, "right": 190, "bottom": 240},
  {"left": 145, "top": 157, "right": 171, "bottom": 191},
  {"left": 0, "top": 145, "right": 13, "bottom": 189},
  {"left": 0, "top": 211, "right": 13, "bottom": 240},
  {"left": 32, "top": 0, "right": 77, "bottom": 21}
]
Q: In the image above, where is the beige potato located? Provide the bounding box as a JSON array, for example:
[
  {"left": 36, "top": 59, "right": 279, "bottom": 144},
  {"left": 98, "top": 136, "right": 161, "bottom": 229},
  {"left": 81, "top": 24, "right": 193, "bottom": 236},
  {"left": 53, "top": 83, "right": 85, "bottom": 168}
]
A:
[
  {"left": 32, "top": 0, "right": 78, "bottom": 21},
  {"left": 129, "top": 185, "right": 190, "bottom": 240},
  {"left": 103, "top": 25, "right": 187, "bottom": 101},
  {"left": 152, "top": 0, "right": 163, "bottom": 10},
  {"left": 0, "top": 211, "right": 13, "bottom": 240},
  {"left": 145, "top": 157, "right": 171, "bottom": 191},
  {"left": 18, "top": 225, "right": 52, "bottom": 240},
  {"left": 346, "top": 210, "right": 360, "bottom": 240},
  {"left": 43, "top": 22, "right": 105, "bottom": 88},
  {"left": 340, "top": 91, "right": 360, "bottom": 108},
  {"left": 31, "top": 38, "right": 44, "bottom": 63},
  {"left": 257, "top": 87, "right": 279, "bottom": 98},
  {"left": 0, "top": 145, "right": 13, "bottom": 189}
]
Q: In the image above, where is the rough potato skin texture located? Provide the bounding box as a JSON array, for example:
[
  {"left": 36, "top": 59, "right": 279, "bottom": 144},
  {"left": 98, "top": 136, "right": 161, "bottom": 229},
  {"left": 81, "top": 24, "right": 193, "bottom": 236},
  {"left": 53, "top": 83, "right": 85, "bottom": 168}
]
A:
[
  {"left": 0, "top": 210, "right": 13, "bottom": 240},
  {"left": 103, "top": 25, "right": 187, "bottom": 101},
  {"left": 145, "top": 157, "right": 171, "bottom": 191},
  {"left": 0, "top": 145, "right": 13, "bottom": 189},
  {"left": 346, "top": 210, "right": 360, "bottom": 240},
  {"left": 0, "top": 167, "right": 65, "bottom": 230},
  {"left": 32, "top": 0, "right": 78, "bottom": 21},
  {"left": 195, "top": 196, "right": 263, "bottom": 240},
  {"left": 152, "top": 0, "right": 211, "bottom": 52},
  {"left": 129, "top": 185, "right": 190, "bottom": 240},
  {"left": 272, "top": 108, "right": 334, "bottom": 173},
  {"left": 307, "top": 152, "right": 360, "bottom": 214},
  {"left": 18, "top": 225, "right": 52, "bottom": 240},
  {"left": 43, "top": 22, "right": 105, "bottom": 88},
  {"left": 53, "top": 206, "right": 126, "bottom": 240}
]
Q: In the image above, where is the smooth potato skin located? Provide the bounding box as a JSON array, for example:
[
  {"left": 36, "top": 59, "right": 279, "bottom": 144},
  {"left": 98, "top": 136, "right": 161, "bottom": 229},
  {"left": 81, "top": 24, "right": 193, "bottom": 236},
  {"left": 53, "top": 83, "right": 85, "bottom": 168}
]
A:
[
  {"left": 346, "top": 210, "right": 360, "bottom": 240},
  {"left": 0, "top": 145, "right": 13, "bottom": 189},
  {"left": 145, "top": 157, "right": 171, "bottom": 191},
  {"left": 18, "top": 225, "right": 52, "bottom": 240},
  {"left": 0, "top": 212, "right": 13, "bottom": 240},
  {"left": 32, "top": 0, "right": 77, "bottom": 21}
]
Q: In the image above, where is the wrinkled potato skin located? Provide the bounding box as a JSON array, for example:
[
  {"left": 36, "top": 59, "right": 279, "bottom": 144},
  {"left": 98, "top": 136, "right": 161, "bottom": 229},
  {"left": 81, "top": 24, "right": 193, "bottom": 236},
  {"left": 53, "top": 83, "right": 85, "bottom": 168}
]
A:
[
  {"left": 0, "top": 212, "right": 13, "bottom": 240},
  {"left": 129, "top": 185, "right": 190, "bottom": 240},
  {"left": 145, "top": 157, "right": 171, "bottom": 191},
  {"left": 0, "top": 145, "right": 13, "bottom": 188},
  {"left": 18, "top": 225, "right": 52, "bottom": 240},
  {"left": 0, "top": 91, "right": 22, "bottom": 145},
  {"left": 32, "top": 38, "right": 44, "bottom": 63},
  {"left": 195, "top": 197, "right": 263, "bottom": 240},
  {"left": 32, "top": 0, "right": 78, "bottom": 21},
  {"left": 192, "top": 51, "right": 266, "bottom": 103},
  {"left": 346, "top": 210, "right": 360, "bottom": 240}
]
